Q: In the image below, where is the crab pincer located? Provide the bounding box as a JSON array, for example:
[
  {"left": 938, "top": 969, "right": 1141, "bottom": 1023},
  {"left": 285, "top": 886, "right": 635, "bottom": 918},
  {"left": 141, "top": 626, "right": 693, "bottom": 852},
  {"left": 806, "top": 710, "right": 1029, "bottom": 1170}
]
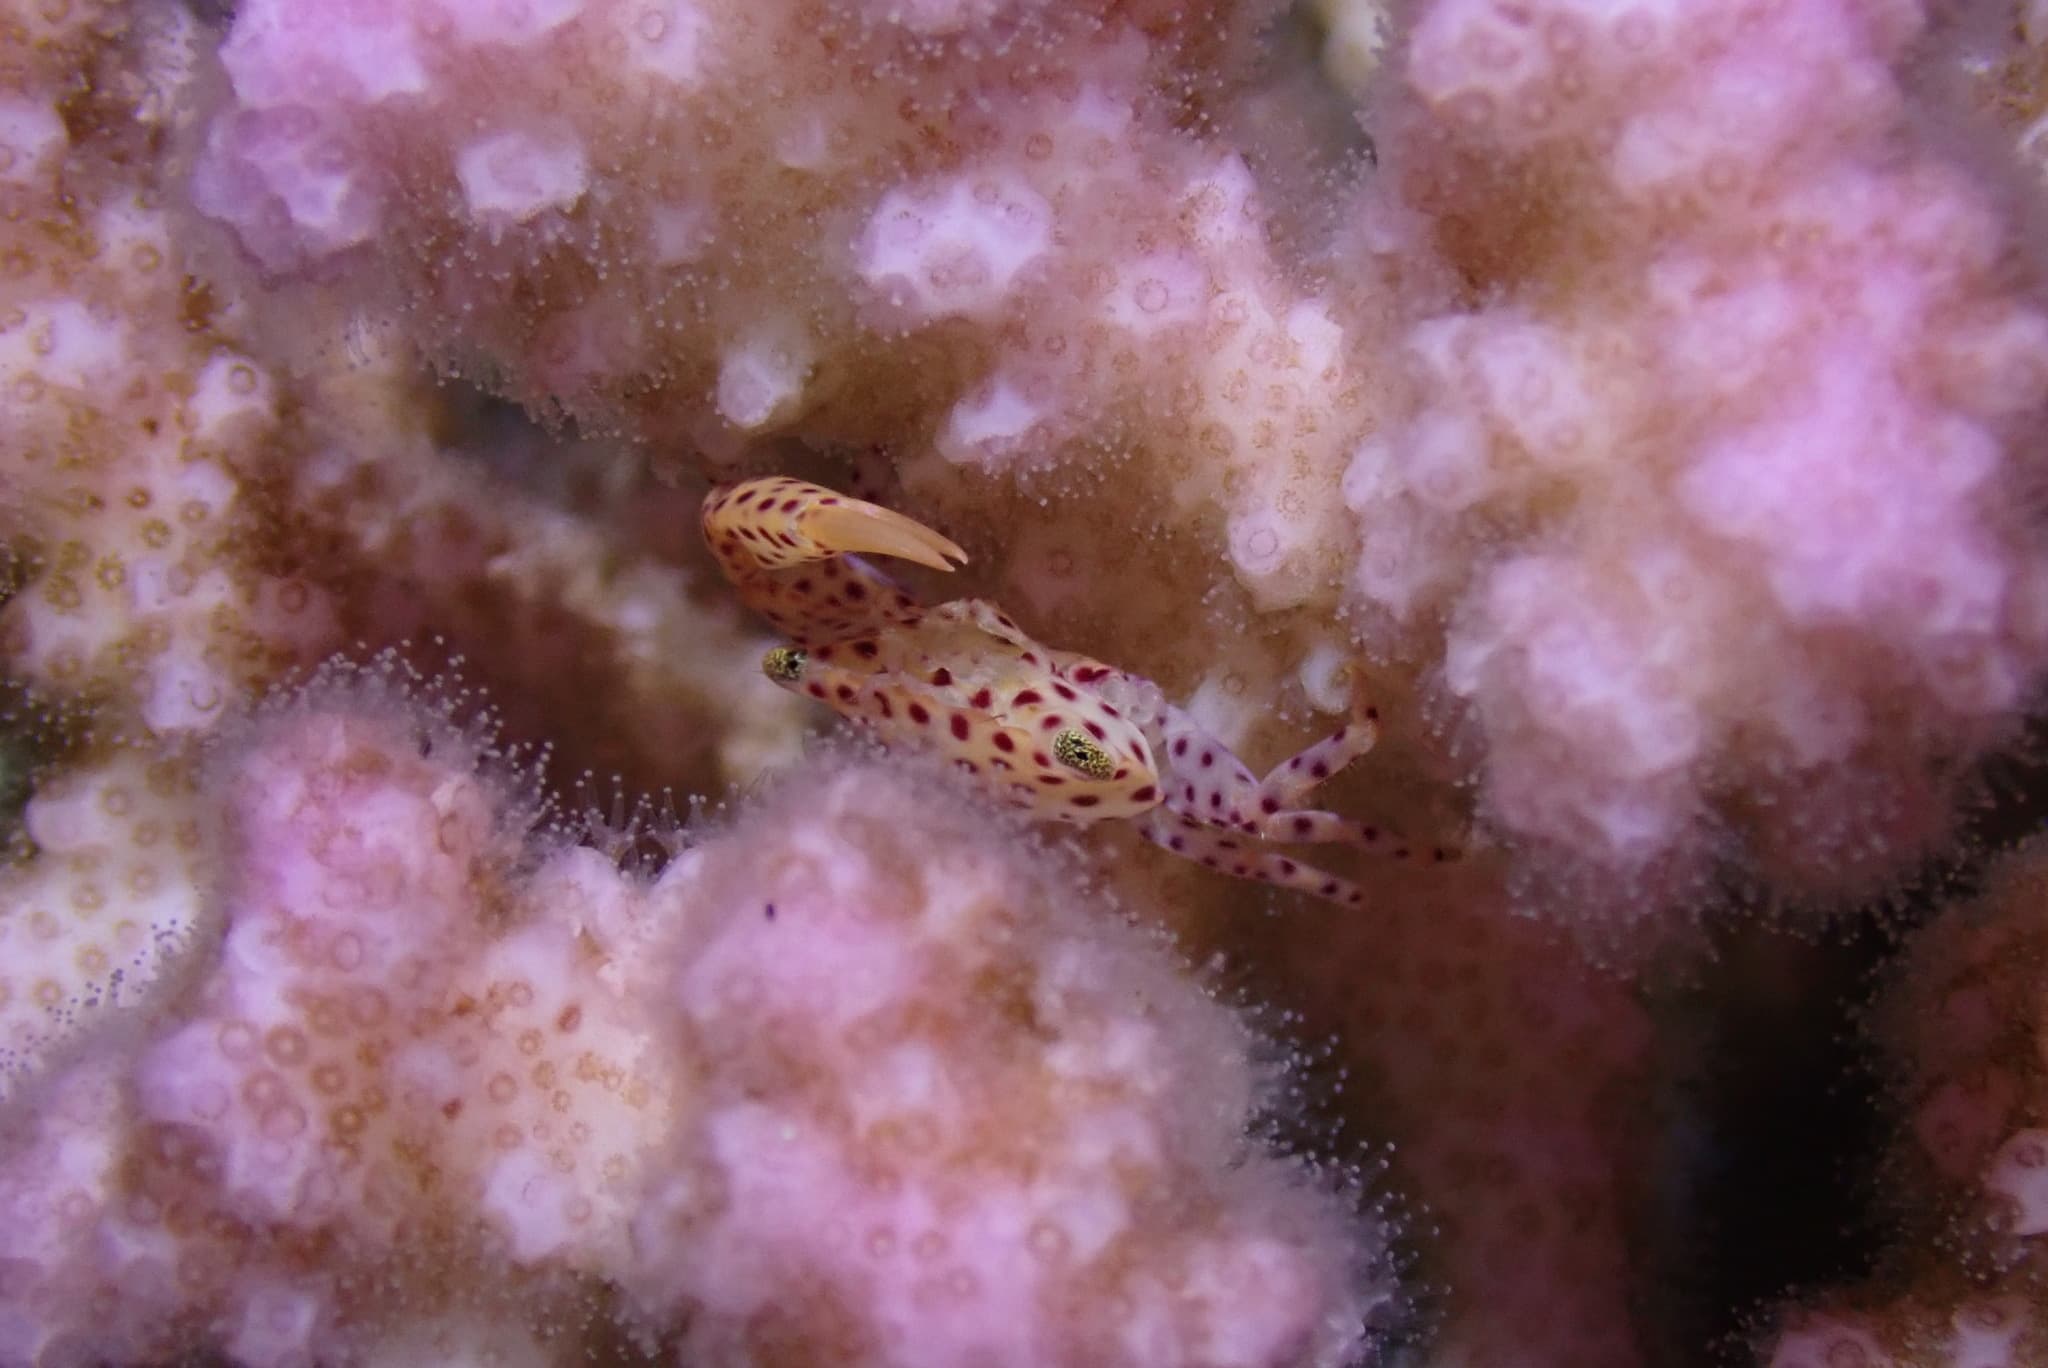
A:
[{"left": 702, "top": 476, "right": 967, "bottom": 645}]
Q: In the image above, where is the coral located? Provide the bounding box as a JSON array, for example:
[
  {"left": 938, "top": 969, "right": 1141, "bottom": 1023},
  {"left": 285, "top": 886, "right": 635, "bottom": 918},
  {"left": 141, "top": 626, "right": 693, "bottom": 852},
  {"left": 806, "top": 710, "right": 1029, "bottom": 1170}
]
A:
[
  {"left": 182, "top": 0, "right": 1405, "bottom": 621},
  {"left": 180, "top": 0, "right": 2048, "bottom": 944},
  {"left": 273, "top": 351, "right": 812, "bottom": 795},
  {"left": 0, "top": 749, "right": 213, "bottom": 1104},
  {"left": 1868, "top": 842, "right": 2048, "bottom": 1250},
  {"left": 1757, "top": 839, "right": 2048, "bottom": 1363},
  {"left": 0, "top": 0, "right": 336, "bottom": 736},
  {"left": 624, "top": 755, "right": 1391, "bottom": 1366},
  {"left": 0, "top": 663, "right": 1388, "bottom": 1365},
  {"left": 1265, "top": 858, "right": 1655, "bottom": 1366},
  {"left": 1767, "top": 1295, "right": 2043, "bottom": 1368},
  {"left": 12, "top": 0, "right": 2048, "bottom": 1363},
  {"left": 1343, "top": 0, "right": 2048, "bottom": 927},
  {"left": 1306, "top": 0, "right": 1390, "bottom": 97}
]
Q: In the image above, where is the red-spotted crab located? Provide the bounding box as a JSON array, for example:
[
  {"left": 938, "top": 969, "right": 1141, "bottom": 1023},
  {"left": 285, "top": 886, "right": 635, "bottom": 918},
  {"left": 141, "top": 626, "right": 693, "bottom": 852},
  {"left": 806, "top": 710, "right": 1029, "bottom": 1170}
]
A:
[{"left": 704, "top": 476, "right": 1452, "bottom": 907}]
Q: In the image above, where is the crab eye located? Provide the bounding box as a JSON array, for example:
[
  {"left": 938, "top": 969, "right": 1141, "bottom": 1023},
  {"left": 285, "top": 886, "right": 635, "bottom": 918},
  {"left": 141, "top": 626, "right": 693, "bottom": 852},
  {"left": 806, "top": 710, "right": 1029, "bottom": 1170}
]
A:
[
  {"left": 1051, "top": 727, "right": 1114, "bottom": 780},
  {"left": 762, "top": 646, "right": 807, "bottom": 683}
]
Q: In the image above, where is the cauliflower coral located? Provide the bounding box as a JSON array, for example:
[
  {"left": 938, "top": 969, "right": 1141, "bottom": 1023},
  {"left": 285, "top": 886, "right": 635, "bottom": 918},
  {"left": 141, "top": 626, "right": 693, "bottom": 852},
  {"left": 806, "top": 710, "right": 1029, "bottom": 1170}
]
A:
[
  {"left": 1, "top": 669, "right": 1390, "bottom": 1365},
  {"left": 1346, "top": 0, "right": 2048, "bottom": 928},
  {"left": 11, "top": 0, "right": 2048, "bottom": 1363}
]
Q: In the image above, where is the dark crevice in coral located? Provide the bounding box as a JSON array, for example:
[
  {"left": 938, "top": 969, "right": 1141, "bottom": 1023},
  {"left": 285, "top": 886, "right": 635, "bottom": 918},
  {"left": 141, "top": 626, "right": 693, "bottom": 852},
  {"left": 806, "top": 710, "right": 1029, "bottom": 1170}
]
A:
[{"left": 1637, "top": 918, "right": 1897, "bottom": 1366}]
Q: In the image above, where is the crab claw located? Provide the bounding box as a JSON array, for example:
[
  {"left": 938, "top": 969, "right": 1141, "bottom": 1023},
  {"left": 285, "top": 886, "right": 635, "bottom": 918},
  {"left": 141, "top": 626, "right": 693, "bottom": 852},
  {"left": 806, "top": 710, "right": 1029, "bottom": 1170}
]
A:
[
  {"left": 704, "top": 477, "right": 967, "bottom": 572},
  {"left": 803, "top": 497, "right": 967, "bottom": 572}
]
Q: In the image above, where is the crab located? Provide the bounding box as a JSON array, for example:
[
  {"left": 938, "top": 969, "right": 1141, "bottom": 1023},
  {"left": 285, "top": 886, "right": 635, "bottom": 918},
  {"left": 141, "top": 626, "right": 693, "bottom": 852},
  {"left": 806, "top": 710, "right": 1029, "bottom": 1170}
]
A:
[{"left": 703, "top": 475, "right": 1452, "bottom": 908}]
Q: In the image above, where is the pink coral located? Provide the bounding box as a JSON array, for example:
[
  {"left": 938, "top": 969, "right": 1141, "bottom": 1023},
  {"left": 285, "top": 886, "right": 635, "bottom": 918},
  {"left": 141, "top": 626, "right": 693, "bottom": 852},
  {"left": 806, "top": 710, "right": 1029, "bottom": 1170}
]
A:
[
  {"left": 0, "top": 663, "right": 1389, "bottom": 1364},
  {"left": 182, "top": 0, "right": 1395, "bottom": 618},
  {"left": 1329, "top": 0, "right": 2048, "bottom": 928},
  {"left": 17, "top": 0, "right": 2048, "bottom": 1361},
  {"left": 0, "top": 1, "right": 336, "bottom": 738},
  {"left": 1267, "top": 858, "right": 1655, "bottom": 1366},
  {"left": 625, "top": 759, "right": 1389, "bottom": 1366},
  {"left": 0, "top": 753, "right": 214, "bottom": 1106}
]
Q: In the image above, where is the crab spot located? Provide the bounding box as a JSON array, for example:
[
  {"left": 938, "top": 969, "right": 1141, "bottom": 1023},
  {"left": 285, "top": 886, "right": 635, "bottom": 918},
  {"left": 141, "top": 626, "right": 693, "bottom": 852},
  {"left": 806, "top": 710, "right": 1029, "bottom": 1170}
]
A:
[
  {"left": 931, "top": 668, "right": 954, "bottom": 687},
  {"left": 950, "top": 713, "right": 971, "bottom": 741},
  {"left": 855, "top": 641, "right": 879, "bottom": 658},
  {"left": 1168, "top": 836, "right": 1185, "bottom": 851},
  {"left": 1172, "top": 739, "right": 1188, "bottom": 757},
  {"left": 993, "top": 733, "right": 1016, "bottom": 753},
  {"left": 1013, "top": 689, "right": 1043, "bottom": 706},
  {"left": 1277, "top": 859, "right": 1297, "bottom": 875},
  {"left": 1360, "top": 825, "right": 1379, "bottom": 841},
  {"left": 1365, "top": 707, "right": 1380, "bottom": 721},
  {"left": 835, "top": 685, "right": 857, "bottom": 702},
  {"left": 1292, "top": 816, "right": 1314, "bottom": 836},
  {"left": 874, "top": 695, "right": 894, "bottom": 719},
  {"left": 908, "top": 702, "right": 932, "bottom": 725},
  {"left": 971, "top": 688, "right": 993, "bottom": 709},
  {"left": 1260, "top": 797, "right": 1280, "bottom": 814},
  {"left": 1310, "top": 762, "right": 1330, "bottom": 780},
  {"left": 1051, "top": 682, "right": 1077, "bottom": 702},
  {"left": 845, "top": 582, "right": 868, "bottom": 601},
  {"left": 1038, "top": 774, "right": 1066, "bottom": 786},
  {"left": 1032, "top": 751, "right": 1052, "bottom": 767},
  {"left": 1199, "top": 751, "right": 1214, "bottom": 768},
  {"left": 1131, "top": 785, "right": 1156, "bottom": 803},
  {"left": 1208, "top": 793, "right": 1222, "bottom": 809},
  {"left": 1070, "top": 795, "right": 1100, "bottom": 808},
  {"left": 807, "top": 683, "right": 827, "bottom": 698},
  {"left": 1083, "top": 721, "right": 1106, "bottom": 740},
  {"left": 1039, "top": 715, "right": 1064, "bottom": 731}
]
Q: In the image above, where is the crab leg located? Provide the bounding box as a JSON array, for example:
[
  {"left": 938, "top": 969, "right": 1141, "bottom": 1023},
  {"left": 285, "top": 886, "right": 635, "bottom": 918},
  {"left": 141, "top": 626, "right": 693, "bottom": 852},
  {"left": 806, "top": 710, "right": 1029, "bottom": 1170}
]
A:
[
  {"left": 1156, "top": 705, "right": 1458, "bottom": 863},
  {"left": 703, "top": 476, "right": 967, "bottom": 646},
  {"left": 1138, "top": 809, "right": 1368, "bottom": 908}
]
